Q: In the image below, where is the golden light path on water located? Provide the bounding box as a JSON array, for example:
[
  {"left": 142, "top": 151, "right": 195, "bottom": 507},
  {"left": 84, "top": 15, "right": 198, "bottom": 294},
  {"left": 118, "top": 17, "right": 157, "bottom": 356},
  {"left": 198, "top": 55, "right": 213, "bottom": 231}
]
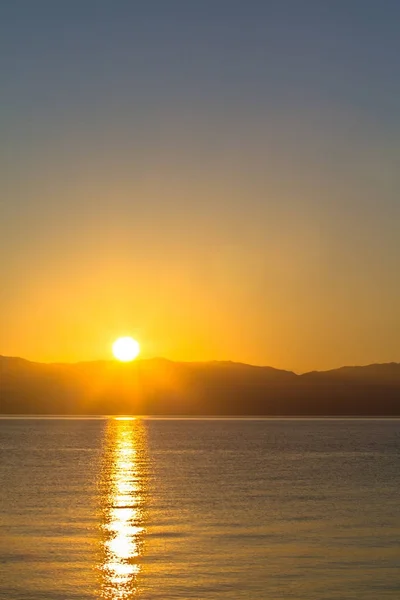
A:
[{"left": 100, "top": 418, "right": 147, "bottom": 599}]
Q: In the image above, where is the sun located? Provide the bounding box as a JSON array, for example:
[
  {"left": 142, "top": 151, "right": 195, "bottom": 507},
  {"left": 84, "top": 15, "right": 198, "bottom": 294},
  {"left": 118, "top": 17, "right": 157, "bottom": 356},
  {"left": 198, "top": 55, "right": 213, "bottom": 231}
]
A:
[{"left": 112, "top": 337, "right": 140, "bottom": 362}]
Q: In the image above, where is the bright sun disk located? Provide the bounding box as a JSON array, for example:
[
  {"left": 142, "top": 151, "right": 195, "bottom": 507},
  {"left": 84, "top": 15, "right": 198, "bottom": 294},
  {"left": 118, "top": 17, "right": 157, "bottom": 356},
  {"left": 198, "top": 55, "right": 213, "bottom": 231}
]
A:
[{"left": 112, "top": 337, "right": 140, "bottom": 362}]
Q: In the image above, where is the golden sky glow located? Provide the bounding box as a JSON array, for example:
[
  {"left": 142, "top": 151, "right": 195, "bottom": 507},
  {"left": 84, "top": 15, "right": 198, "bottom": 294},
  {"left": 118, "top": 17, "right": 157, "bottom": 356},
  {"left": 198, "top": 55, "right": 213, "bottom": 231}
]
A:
[{"left": 1, "top": 4, "right": 400, "bottom": 373}]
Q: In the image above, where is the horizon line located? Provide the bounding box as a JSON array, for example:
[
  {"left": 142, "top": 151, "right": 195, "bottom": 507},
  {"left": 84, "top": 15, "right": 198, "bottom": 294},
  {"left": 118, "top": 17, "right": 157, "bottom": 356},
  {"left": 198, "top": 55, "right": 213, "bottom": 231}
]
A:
[{"left": 2, "top": 354, "right": 400, "bottom": 376}]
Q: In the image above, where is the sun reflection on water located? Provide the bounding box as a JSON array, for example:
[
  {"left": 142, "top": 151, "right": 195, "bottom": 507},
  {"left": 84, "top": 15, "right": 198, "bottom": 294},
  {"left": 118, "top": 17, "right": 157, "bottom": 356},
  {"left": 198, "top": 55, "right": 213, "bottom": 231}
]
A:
[{"left": 100, "top": 418, "right": 147, "bottom": 598}]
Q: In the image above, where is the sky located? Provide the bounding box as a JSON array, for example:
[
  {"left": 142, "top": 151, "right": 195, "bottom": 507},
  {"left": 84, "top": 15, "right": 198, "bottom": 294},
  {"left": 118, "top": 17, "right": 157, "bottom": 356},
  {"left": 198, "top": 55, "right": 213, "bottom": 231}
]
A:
[{"left": 1, "top": 1, "right": 400, "bottom": 372}]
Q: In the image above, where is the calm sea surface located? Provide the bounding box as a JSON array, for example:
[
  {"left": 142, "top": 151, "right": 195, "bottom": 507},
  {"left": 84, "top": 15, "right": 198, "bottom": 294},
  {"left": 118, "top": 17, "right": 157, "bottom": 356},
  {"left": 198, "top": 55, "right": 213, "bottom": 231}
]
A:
[{"left": 0, "top": 418, "right": 399, "bottom": 599}]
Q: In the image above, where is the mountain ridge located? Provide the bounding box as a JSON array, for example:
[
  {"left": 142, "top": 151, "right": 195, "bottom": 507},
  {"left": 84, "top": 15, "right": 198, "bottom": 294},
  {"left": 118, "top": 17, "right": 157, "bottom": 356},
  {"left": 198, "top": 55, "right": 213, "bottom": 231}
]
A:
[
  {"left": 4, "top": 354, "right": 400, "bottom": 370},
  {"left": 1, "top": 356, "right": 400, "bottom": 416}
]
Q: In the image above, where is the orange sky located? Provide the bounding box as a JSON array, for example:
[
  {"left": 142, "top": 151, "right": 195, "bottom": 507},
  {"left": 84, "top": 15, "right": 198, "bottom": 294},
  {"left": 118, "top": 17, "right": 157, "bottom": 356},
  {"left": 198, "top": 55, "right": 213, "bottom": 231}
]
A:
[{"left": 1, "top": 3, "right": 400, "bottom": 372}]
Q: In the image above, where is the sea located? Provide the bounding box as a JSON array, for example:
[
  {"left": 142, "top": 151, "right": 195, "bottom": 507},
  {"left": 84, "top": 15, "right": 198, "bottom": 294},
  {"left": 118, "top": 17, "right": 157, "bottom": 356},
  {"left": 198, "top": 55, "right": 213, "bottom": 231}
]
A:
[{"left": 0, "top": 418, "right": 399, "bottom": 599}]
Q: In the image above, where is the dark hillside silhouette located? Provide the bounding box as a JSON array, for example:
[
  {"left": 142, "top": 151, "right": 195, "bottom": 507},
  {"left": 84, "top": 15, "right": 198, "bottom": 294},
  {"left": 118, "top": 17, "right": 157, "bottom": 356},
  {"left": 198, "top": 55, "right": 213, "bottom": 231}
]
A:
[{"left": 1, "top": 356, "right": 399, "bottom": 415}]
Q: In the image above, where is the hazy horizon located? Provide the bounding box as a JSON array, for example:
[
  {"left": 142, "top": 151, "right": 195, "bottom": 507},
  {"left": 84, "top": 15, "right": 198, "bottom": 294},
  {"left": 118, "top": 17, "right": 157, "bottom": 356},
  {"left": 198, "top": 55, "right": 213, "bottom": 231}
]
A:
[{"left": 3, "top": 352, "right": 400, "bottom": 376}]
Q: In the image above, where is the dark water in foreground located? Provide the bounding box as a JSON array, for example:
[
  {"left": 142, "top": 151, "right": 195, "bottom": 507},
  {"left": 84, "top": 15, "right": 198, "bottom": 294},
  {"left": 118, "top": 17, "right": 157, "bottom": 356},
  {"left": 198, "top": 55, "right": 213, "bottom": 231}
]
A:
[{"left": 0, "top": 418, "right": 399, "bottom": 599}]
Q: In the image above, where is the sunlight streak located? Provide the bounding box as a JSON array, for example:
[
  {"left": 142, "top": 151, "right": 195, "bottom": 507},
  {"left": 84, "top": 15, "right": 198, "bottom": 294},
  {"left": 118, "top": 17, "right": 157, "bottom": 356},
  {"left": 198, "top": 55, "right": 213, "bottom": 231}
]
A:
[{"left": 100, "top": 419, "right": 147, "bottom": 598}]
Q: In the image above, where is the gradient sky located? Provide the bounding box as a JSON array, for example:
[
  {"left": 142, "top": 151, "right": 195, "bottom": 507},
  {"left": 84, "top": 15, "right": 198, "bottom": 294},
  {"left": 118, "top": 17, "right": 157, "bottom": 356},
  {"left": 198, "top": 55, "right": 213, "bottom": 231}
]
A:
[{"left": 1, "top": 1, "right": 400, "bottom": 372}]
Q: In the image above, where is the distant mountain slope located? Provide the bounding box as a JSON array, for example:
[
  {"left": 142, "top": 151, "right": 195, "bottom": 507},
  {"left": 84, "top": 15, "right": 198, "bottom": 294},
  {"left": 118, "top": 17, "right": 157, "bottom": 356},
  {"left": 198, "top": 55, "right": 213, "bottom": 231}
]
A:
[
  {"left": 301, "top": 362, "right": 400, "bottom": 383},
  {"left": 1, "top": 356, "right": 399, "bottom": 415}
]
